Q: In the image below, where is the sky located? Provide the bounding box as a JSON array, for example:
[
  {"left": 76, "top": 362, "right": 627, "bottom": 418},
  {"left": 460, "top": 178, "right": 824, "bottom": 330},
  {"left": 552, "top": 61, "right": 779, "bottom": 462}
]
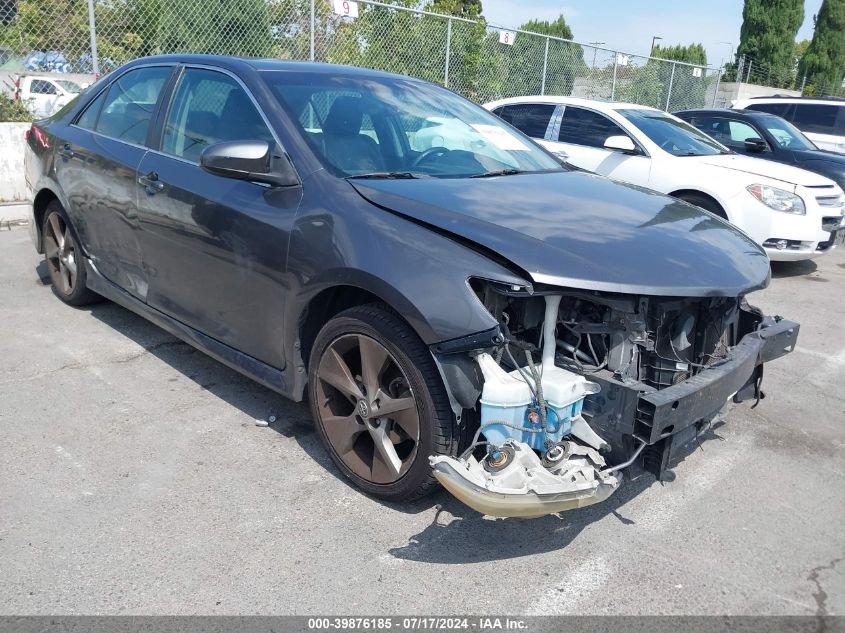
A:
[{"left": 480, "top": 0, "right": 825, "bottom": 67}]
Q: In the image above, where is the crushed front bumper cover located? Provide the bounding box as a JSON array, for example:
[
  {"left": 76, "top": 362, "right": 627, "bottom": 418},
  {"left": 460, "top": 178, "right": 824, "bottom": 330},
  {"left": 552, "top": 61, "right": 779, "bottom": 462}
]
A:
[
  {"left": 430, "top": 440, "right": 620, "bottom": 518},
  {"left": 430, "top": 315, "right": 799, "bottom": 518}
]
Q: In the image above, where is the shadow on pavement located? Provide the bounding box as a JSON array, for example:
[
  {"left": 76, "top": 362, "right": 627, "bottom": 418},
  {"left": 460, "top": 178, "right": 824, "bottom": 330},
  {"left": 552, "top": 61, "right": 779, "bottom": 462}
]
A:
[
  {"left": 770, "top": 259, "right": 818, "bottom": 279},
  {"left": 59, "top": 267, "right": 710, "bottom": 561}
]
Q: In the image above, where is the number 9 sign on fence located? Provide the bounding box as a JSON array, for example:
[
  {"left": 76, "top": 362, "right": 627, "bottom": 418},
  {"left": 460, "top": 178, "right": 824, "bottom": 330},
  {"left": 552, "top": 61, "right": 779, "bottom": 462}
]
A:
[
  {"left": 498, "top": 30, "right": 516, "bottom": 45},
  {"left": 332, "top": 0, "right": 359, "bottom": 18}
]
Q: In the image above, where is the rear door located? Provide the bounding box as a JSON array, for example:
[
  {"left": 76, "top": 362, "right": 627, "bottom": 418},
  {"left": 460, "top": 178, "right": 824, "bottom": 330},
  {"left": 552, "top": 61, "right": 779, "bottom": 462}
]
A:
[
  {"left": 55, "top": 64, "right": 174, "bottom": 299},
  {"left": 549, "top": 105, "right": 651, "bottom": 184},
  {"left": 136, "top": 66, "right": 301, "bottom": 368},
  {"left": 493, "top": 102, "right": 561, "bottom": 154}
]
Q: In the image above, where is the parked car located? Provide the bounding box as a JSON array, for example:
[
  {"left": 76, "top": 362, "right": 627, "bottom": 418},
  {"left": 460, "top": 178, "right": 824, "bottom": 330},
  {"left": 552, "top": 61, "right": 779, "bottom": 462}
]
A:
[
  {"left": 26, "top": 56, "right": 798, "bottom": 518},
  {"left": 675, "top": 108, "right": 845, "bottom": 249},
  {"left": 16, "top": 74, "right": 83, "bottom": 118},
  {"left": 485, "top": 96, "right": 845, "bottom": 261},
  {"left": 732, "top": 96, "right": 845, "bottom": 155}
]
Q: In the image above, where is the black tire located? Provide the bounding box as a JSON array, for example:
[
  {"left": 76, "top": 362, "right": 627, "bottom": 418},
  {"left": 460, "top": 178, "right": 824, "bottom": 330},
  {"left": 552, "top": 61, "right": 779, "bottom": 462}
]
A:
[
  {"left": 676, "top": 192, "right": 728, "bottom": 219},
  {"left": 308, "top": 305, "right": 455, "bottom": 501},
  {"left": 42, "top": 201, "right": 100, "bottom": 306}
]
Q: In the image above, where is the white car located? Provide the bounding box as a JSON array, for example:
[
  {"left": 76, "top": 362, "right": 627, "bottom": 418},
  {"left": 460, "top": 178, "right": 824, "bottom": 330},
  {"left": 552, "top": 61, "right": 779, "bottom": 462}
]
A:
[
  {"left": 484, "top": 96, "right": 845, "bottom": 261},
  {"left": 15, "top": 75, "right": 83, "bottom": 118},
  {"left": 733, "top": 97, "right": 845, "bottom": 155}
]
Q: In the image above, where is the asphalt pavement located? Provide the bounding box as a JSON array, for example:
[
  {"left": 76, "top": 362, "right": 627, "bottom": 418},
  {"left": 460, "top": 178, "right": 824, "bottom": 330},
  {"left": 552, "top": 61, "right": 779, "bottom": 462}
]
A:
[{"left": 0, "top": 225, "right": 843, "bottom": 615}]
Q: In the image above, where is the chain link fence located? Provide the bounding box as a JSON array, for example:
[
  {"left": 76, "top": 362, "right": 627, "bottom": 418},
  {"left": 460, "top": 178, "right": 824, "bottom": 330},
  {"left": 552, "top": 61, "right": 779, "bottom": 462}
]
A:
[{"left": 0, "top": 0, "right": 722, "bottom": 111}]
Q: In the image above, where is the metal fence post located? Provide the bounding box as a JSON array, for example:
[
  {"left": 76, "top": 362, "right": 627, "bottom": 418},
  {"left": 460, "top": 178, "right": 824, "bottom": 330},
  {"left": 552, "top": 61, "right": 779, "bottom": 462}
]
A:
[
  {"left": 745, "top": 59, "right": 752, "bottom": 84},
  {"left": 310, "top": 0, "right": 315, "bottom": 61},
  {"left": 611, "top": 52, "right": 618, "bottom": 100},
  {"left": 665, "top": 62, "right": 676, "bottom": 111},
  {"left": 540, "top": 37, "right": 549, "bottom": 95},
  {"left": 86, "top": 0, "right": 99, "bottom": 76},
  {"left": 444, "top": 18, "right": 452, "bottom": 88}
]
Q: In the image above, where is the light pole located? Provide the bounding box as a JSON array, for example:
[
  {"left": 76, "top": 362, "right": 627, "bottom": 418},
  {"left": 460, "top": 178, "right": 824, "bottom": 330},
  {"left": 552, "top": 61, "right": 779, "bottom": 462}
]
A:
[
  {"left": 589, "top": 41, "right": 605, "bottom": 68},
  {"left": 719, "top": 41, "right": 735, "bottom": 67},
  {"left": 650, "top": 35, "right": 662, "bottom": 57}
]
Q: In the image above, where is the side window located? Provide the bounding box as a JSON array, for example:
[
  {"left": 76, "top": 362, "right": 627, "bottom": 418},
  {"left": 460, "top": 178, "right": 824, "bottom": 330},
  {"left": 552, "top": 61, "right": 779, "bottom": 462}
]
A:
[
  {"left": 162, "top": 68, "right": 274, "bottom": 163},
  {"left": 496, "top": 103, "right": 555, "bottom": 139},
  {"left": 95, "top": 66, "right": 171, "bottom": 145},
  {"left": 791, "top": 104, "right": 841, "bottom": 135},
  {"left": 30, "top": 80, "right": 57, "bottom": 95},
  {"left": 727, "top": 120, "right": 765, "bottom": 144},
  {"left": 75, "top": 90, "right": 107, "bottom": 131},
  {"left": 559, "top": 106, "right": 627, "bottom": 148},
  {"left": 746, "top": 102, "right": 793, "bottom": 118}
]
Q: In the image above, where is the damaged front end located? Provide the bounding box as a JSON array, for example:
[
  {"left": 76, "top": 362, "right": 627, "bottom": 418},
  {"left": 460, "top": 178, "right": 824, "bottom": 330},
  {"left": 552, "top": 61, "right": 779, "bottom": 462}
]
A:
[{"left": 431, "top": 280, "right": 799, "bottom": 518}]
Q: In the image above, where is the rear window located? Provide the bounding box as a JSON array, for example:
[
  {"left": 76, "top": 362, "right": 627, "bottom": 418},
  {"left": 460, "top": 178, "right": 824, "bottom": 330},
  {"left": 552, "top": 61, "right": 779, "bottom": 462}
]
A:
[
  {"left": 791, "top": 103, "right": 845, "bottom": 136},
  {"left": 497, "top": 103, "right": 556, "bottom": 139},
  {"left": 746, "top": 102, "right": 793, "bottom": 118},
  {"left": 748, "top": 102, "right": 845, "bottom": 136}
]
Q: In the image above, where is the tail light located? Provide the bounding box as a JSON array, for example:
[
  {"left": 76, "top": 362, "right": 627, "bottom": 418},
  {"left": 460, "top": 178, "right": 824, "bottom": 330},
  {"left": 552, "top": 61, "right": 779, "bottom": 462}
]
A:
[{"left": 27, "top": 124, "right": 50, "bottom": 150}]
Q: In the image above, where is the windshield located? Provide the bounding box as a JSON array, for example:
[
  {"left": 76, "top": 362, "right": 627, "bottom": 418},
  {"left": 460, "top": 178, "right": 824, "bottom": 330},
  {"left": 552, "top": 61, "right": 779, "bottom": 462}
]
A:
[
  {"left": 619, "top": 108, "right": 729, "bottom": 156},
  {"left": 759, "top": 117, "right": 817, "bottom": 150},
  {"left": 55, "top": 80, "right": 82, "bottom": 93},
  {"left": 261, "top": 71, "right": 563, "bottom": 178}
]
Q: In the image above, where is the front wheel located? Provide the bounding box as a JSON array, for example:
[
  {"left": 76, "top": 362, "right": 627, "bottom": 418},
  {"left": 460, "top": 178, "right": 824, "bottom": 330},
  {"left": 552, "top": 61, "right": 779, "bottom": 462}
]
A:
[
  {"left": 42, "top": 202, "right": 100, "bottom": 306},
  {"left": 308, "top": 305, "right": 455, "bottom": 501}
]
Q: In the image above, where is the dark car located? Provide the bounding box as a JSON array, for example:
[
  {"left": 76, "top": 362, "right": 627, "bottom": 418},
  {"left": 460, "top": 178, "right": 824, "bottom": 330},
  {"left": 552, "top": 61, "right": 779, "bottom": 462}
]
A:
[
  {"left": 675, "top": 108, "right": 845, "bottom": 192},
  {"left": 25, "top": 55, "right": 798, "bottom": 518}
]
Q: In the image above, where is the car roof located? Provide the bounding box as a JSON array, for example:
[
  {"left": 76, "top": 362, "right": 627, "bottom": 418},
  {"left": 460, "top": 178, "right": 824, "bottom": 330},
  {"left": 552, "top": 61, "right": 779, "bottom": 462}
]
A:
[
  {"left": 125, "top": 54, "right": 421, "bottom": 82},
  {"left": 485, "top": 95, "right": 657, "bottom": 113},
  {"left": 675, "top": 108, "right": 783, "bottom": 120},
  {"left": 735, "top": 96, "right": 845, "bottom": 106}
]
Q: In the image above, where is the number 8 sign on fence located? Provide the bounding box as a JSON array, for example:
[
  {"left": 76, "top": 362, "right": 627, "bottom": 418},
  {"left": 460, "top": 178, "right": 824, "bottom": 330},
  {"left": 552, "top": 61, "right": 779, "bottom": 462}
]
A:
[
  {"left": 332, "top": 0, "right": 359, "bottom": 18},
  {"left": 498, "top": 30, "right": 516, "bottom": 45}
]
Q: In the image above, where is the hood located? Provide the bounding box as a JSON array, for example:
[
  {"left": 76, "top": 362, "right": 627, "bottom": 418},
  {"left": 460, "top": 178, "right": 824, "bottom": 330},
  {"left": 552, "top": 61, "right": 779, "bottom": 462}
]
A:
[
  {"left": 792, "top": 151, "right": 845, "bottom": 183},
  {"left": 351, "top": 171, "right": 770, "bottom": 297},
  {"left": 694, "top": 153, "right": 835, "bottom": 187}
]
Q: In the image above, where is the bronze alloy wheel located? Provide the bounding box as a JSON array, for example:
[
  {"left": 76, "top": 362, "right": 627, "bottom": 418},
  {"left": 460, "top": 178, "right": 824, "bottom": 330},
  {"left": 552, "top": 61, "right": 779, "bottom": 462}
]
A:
[
  {"left": 44, "top": 210, "right": 78, "bottom": 297},
  {"left": 308, "top": 305, "right": 455, "bottom": 501},
  {"left": 315, "top": 333, "right": 421, "bottom": 484},
  {"left": 42, "top": 203, "right": 99, "bottom": 306}
]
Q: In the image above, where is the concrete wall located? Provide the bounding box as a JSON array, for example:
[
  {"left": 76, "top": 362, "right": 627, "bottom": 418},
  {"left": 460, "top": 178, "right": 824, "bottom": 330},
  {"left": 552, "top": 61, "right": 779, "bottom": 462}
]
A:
[
  {"left": 0, "top": 123, "right": 31, "bottom": 222},
  {"left": 713, "top": 82, "right": 801, "bottom": 108}
]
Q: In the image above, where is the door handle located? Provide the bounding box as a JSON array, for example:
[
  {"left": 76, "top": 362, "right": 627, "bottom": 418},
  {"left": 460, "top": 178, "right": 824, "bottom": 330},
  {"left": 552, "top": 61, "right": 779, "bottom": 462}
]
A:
[
  {"left": 59, "top": 143, "right": 74, "bottom": 160},
  {"left": 138, "top": 171, "right": 165, "bottom": 194}
]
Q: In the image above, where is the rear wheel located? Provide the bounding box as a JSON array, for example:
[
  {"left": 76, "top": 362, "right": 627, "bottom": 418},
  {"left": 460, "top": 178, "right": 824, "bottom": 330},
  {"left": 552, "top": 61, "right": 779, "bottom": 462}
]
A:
[
  {"left": 308, "top": 305, "right": 454, "bottom": 501},
  {"left": 42, "top": 202, "right": 100, "bottom": 306},
  {"left": 675, "top": 192, "right": 727, "bottom": 219}
]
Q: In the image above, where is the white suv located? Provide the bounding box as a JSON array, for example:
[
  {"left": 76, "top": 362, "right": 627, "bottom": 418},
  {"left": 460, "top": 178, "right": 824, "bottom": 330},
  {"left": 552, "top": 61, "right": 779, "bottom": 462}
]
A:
[
  {"left": 484, "top": 96, "right": 845, "bottom": 261},
  {"left": 732, "top": 97, "right": 845, "bottom": 155}
]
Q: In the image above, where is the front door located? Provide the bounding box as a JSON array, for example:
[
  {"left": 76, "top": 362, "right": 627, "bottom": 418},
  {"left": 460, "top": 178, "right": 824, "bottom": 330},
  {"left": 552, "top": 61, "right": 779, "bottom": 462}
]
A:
[
  {"left": 54, "top": 65, "right": 173, "bottom": 299},
  {"left": 137, "top": 67, "right": 302, "bottom": 368}
]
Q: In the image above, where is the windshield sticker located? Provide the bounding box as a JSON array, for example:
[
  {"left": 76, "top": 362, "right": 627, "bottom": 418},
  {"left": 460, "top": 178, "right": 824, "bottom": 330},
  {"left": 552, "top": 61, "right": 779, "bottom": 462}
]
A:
[{"left": 470, "top": 124, "right": 531, "bottom": 151}]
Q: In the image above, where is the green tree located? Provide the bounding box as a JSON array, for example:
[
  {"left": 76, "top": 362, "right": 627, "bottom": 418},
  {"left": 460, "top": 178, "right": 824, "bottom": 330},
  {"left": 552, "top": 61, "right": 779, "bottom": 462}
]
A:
[
  {"left": 0, "top": 0, "right": 90, "bottom": 63},
  {"left": 798, "top": 0, "right": 845, "bottom": 95},
  {"left": 157, "top": 0, "right": 270, "bottom": 57},
  {"left": 431, "top": 0, "right": 481, "bottom": 18},
  {"left": 652, "top": 43, "right": 707, "bottom": 66},
  {"left": 737, "top": 0, "right": 804, "bottom": 85}
]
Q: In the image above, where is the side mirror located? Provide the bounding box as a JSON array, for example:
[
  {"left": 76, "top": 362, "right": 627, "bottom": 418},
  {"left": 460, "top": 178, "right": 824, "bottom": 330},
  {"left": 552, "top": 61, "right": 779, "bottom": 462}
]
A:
[
  {"left": 744, "top": 137, "right": 767, "bottom": 153},
  {"left": 604, "top": 135, "right": 638, "bottom": 154},
  {"left": 201, "top": 140, "right": 299, "bottom": 187}
]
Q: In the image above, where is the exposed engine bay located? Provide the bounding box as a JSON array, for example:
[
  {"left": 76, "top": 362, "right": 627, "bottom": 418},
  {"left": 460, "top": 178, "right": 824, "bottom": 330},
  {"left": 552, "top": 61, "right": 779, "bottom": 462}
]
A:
[{"left": 431, "top": 280, "right": 799, "bottom": 518}]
